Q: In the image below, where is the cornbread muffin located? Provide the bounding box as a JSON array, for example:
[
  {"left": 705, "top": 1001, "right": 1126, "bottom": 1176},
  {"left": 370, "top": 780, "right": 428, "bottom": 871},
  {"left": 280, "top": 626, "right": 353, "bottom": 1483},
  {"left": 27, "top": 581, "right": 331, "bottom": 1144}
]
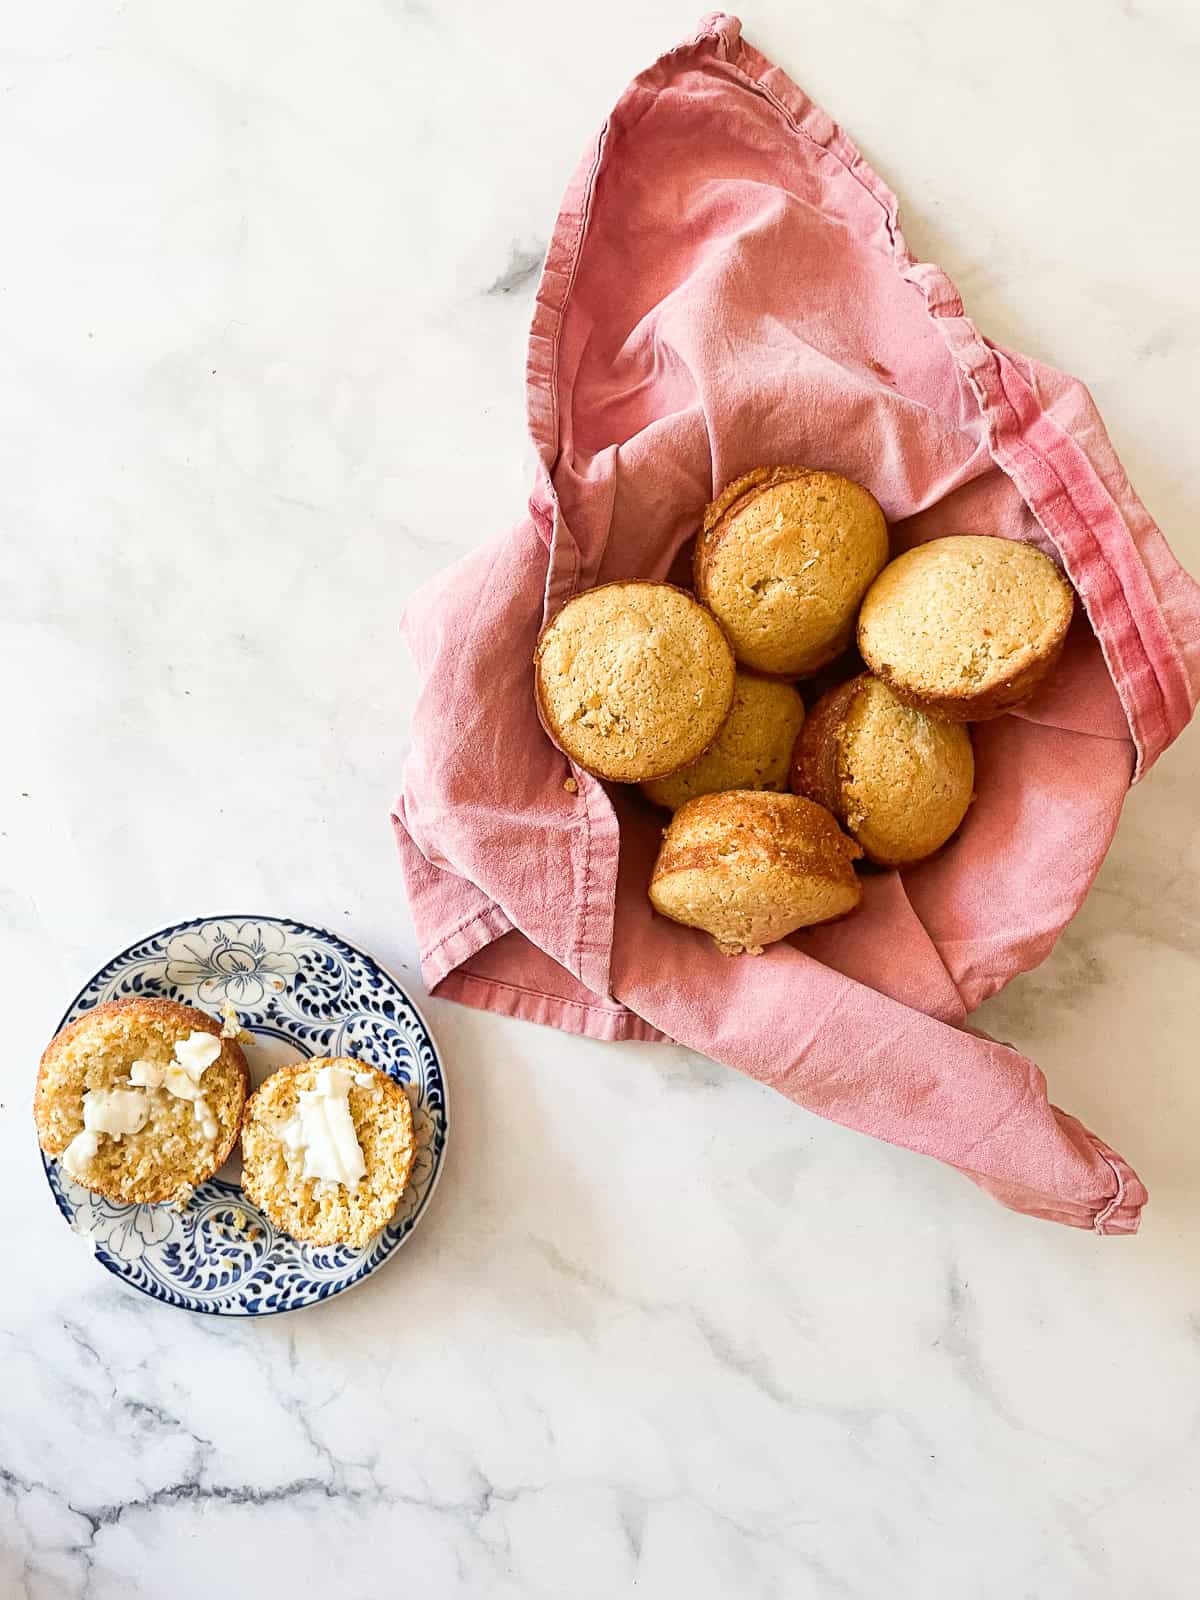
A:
[
  {"left": 792, "top": 674, "right": 975, "bottom": 867},
  {"left": 694, "top": 467, "right": 888, "bottom": 677},
  {"left": 241, "top": 1058, "right": 415, "bottom": 1249},
  {"left": 641, "top": 671, "right": 806, "bottom": 811},
  {"left": 34, "top": 997, "right": 248, "bottom": 1205},
  {"left": 534, "top": 581, "right": 736, "bottom": 782},
  {"left": 649, "top": 790, "right": 863, "bottom": 955},
  {"left": 857, "top": 535, "right": 1074, "bottom": 721}
]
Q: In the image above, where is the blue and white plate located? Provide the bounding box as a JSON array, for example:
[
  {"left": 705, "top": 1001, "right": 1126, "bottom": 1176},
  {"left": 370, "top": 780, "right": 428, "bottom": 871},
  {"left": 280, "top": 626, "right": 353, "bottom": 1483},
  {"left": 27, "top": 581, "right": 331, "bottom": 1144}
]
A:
[{"left": 41, "top": 914, "right": 448, "bottom": 1316}]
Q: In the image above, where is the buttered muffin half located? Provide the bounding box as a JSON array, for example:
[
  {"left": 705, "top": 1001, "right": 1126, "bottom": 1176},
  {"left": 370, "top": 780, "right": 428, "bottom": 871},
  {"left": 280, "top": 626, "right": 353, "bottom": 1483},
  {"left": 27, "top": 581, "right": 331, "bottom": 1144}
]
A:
[
  {"left": 694, "top": 467, "right": 888, "bottom": 677},
  {"left": 857, "top": 535, "right": 1074, "bottom": 722},
  {"left": 35, "top": 997, "right": 248, "bottom": 1205},
  {"left": 535, "top": 581, "right": 736, "bottom": 783},
  {"left": 792, "top": 673, "right": 974, "bottom": 867},
  {"left": 649, "top": 790, "right": 862, "bottom": 956},
  {"left": 641, "top": 670, "right": 805, "bottom": 812},
  {"left": 241, "top": 1058, "right": 415, "bottom": 1249}
]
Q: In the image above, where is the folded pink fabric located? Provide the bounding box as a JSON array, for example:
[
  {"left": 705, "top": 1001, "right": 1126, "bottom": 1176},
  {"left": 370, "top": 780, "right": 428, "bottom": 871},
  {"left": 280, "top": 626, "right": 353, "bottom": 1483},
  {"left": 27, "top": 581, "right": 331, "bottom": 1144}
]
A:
[{"left": 393, "top": 14, "right": 1200, "bottom": 1231}]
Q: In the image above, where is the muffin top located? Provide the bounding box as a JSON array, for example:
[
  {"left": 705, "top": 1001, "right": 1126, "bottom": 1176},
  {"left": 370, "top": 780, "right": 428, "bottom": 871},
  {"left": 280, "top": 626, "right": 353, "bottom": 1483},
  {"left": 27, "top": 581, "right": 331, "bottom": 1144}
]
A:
[
  {"left": 649, "top": 789, "right": 862, "bottom": 954},
  {"left": 641, "top": 670, "right": 805, "bottom": 811},
  {"left": 34, "top": 997, "right": 248, "bottom": 1206},
  {"left": 794, "top": 674, "right": 974, "bottom": 867},
  {"left": 694, "top": 467, "right": 888, "bottom": 677},
  {"left": 535, "top": 581, "right": 736, "bottom": 782},
  {"left": 857, "top": 535, "right": 1074, "bottom": 718}
]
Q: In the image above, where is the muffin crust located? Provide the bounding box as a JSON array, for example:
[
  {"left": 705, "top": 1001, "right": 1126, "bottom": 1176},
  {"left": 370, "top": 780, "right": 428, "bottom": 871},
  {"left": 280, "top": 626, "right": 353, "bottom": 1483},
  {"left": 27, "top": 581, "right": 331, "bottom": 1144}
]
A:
[
  {"left": 649, "top": 789, "right": 862, "bottom": 954},
  {"left": 792, "top": 673, "right": 974, "bottom": 866},
  {"left": 694, "top": 467, "right": 888, "bottom": 677},
  {"left": 857, "top": 535, "right": 1074, "bottom": 721},
  {"left": 535, "top": 581, "right": 736, "bottom": 782},
  {"left": 641, "top": 670, "right": 805, "bottom": 811}
]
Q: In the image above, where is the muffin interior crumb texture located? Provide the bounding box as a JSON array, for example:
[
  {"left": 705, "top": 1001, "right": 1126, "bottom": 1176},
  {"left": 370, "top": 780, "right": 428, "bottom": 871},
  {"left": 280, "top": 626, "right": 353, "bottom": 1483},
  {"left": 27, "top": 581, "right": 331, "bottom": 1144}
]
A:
[
  {"left": 35, "top": 1001, "right": 245, "bottom": 1205},
  {"left": 859, "top": 536, "right": 1073, "bottom": 698},
  {"left": 241, "top": 1058, "right": 415, "bottom": 1249},
  {"left": 536, "top": 583, "right": 735, "bottom": 782}
]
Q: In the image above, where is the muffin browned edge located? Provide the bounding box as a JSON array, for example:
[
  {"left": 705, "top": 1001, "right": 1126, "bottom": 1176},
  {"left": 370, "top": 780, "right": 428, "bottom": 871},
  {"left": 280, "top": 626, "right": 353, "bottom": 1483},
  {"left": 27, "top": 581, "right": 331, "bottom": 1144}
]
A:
[
  {"left": 790, "top": 673, "right": 866, "bottom": 818},
  {"left": 532, "top": 578, "right": 737, "bottom": 783},
  {"left": 693, "top": 467, "right": 873, "bottom": 680},
  {"left": 794, "top": 672, "right": 978, "bottom": 868},
  {"left": 241, "top": 1058, "right": 416, "bottom": 1247},
  {"left": 649, "top": 790, "right": 863, "bottom": 925},
  {"left": 859, "top": 606, "right": 1073, "bottom": 724},
  {"left": 34, "top": 996, "right": 250, "bottom": 1206},
  {"left": 857, "top": 552, "right": 1075, "bottom": 723}
]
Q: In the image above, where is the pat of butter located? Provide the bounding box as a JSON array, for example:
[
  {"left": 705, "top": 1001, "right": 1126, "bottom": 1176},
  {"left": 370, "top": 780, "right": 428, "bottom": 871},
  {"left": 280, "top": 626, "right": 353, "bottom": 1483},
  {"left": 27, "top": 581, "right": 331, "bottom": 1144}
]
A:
[
  {"left": 130, "top": 1058, "right": 165, "bottom": 1089},
  {"left": 85, "top": 1087, "right": 149, "bottom": 1136},
  {"left": 62, "top": 1129, "right": 100, "bottom": 1178},
  {"left": 192, "top": 1096, "right": 220, "bottom": 1142},
  {"left": 278, "top": 1064, "right": 366, "bottom": 1187},
  {"left": 61, "top": 1087, "right": 149, "bottom": 1178},
  {"left": 163, "top": 1030, "right": 221, "bottom": 1102}
]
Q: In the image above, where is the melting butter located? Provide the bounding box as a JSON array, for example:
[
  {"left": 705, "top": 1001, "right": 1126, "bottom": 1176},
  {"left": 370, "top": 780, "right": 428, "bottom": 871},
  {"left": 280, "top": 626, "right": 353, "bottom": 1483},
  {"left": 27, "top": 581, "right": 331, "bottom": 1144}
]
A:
[
  {"left": 278, "top": 1064, "right": 366, "bottom": 1187},
  {"left": 163, "top": 1030, "right": 221, "bottom": 1102},
  {"left": 61, "top": 1088, "right": 149, "bottom": 1178}
]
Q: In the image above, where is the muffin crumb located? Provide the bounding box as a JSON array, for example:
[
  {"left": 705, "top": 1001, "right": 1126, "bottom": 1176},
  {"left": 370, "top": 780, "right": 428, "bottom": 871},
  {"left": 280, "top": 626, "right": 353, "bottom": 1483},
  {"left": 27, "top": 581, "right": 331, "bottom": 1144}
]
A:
[
  {"left": 241, "top": 1058, "right": 414, "bottom": 1249},
  {"left": 35, "top": 998, "right": 248, "bottom": 1207}
]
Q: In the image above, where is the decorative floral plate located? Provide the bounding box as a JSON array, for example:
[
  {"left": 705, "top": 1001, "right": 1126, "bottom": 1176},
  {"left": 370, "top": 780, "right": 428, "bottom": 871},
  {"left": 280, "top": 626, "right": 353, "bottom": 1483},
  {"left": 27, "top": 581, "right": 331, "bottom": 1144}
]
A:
[{"left": 40, "top": 915, "right": 448, "bottom": 1316}]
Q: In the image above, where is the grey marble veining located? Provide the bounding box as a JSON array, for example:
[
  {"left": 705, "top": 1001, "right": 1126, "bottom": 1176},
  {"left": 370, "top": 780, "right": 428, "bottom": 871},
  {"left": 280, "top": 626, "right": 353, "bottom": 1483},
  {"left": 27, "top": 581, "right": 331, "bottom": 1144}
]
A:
[{"left": 3, "top": 2, "right": 1200, "bottom": 1595}]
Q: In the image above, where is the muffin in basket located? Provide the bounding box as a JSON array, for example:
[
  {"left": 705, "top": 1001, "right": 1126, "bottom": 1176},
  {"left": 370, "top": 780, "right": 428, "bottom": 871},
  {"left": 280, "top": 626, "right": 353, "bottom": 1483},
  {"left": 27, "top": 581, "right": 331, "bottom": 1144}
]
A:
[
  {"left": 792, "top": 673, "right": 974, "bottom": 867},
  {"left": 534, "top": 580, "right": 736, "bottom": 783},
  {"left": 641, "top": 669, "right": 805, "bottom": 811},
  {"left": 649, "top": 790, "right": 862, "bottom": 955},
  {"left": 241, "top": 1058, "right": 415, "bottom": 1248},
  {"left": 694, "top": 467, "right": 888, "bottom": 677},
  {"left": 34, "top": 997, "right": 248, "bottom": 1206},
  {"left": 857, "top": 534, "right": 1074, "bottom": 721}
]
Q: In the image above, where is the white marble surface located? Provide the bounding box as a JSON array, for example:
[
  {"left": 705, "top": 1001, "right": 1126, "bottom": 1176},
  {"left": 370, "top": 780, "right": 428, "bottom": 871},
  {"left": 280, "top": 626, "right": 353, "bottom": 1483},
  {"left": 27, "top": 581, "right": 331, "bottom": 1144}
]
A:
[{"left": 4, "top": 2, "right": 1200, "bottom": 1594}]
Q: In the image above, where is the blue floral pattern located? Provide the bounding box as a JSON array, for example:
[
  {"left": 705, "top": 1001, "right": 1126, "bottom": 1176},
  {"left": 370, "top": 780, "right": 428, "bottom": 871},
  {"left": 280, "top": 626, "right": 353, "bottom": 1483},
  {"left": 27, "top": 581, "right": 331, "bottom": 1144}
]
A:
[
  {"left": 165, "top": 919, "right": 300, "bottom": 1006},
  {"left": 42, "top": 914, "right": 448, "bottom": 1316}
]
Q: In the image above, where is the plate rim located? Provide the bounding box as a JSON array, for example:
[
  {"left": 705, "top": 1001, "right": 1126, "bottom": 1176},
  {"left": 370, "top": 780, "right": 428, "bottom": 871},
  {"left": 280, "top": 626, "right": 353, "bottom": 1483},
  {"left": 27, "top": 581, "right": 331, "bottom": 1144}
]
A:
[{"left": 40, "top": 910, "right": 449, "bottom": 1318}]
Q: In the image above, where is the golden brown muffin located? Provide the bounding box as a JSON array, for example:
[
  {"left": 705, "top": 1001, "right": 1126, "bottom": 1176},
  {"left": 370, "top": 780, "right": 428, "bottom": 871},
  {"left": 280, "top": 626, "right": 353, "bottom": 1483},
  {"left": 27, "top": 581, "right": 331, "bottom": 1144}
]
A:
[
  {"left": 34, "top": 997, "right": 248, "bottom": 1205},
  {"left": 649, "top": 790, "right": 862, "bottom": 955},
  {"left": 792, "top": 673, "right": 974, "bottom": 867},
  {"left": 241, "top": 1058, "right": 415, "bottom": 1249},
  {"left": 641, "top": 670, "right": 806, "bottom": 811},
  {"left": 534, "top": 581, "right": 736, "bottom": 783},
  {"left": 857, "top": 535, "right": 1074, "bottom": 721},
  {"left": 694, "top": 467, "right": 888, "bottom": 677}
]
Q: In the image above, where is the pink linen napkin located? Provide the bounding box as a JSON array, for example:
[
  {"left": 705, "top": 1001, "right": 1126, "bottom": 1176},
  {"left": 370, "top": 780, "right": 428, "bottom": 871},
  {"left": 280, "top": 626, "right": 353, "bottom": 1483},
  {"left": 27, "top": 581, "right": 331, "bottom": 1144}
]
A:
[{"left": 393, "top": 14, "right": 1200, "bottom": 1232}]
